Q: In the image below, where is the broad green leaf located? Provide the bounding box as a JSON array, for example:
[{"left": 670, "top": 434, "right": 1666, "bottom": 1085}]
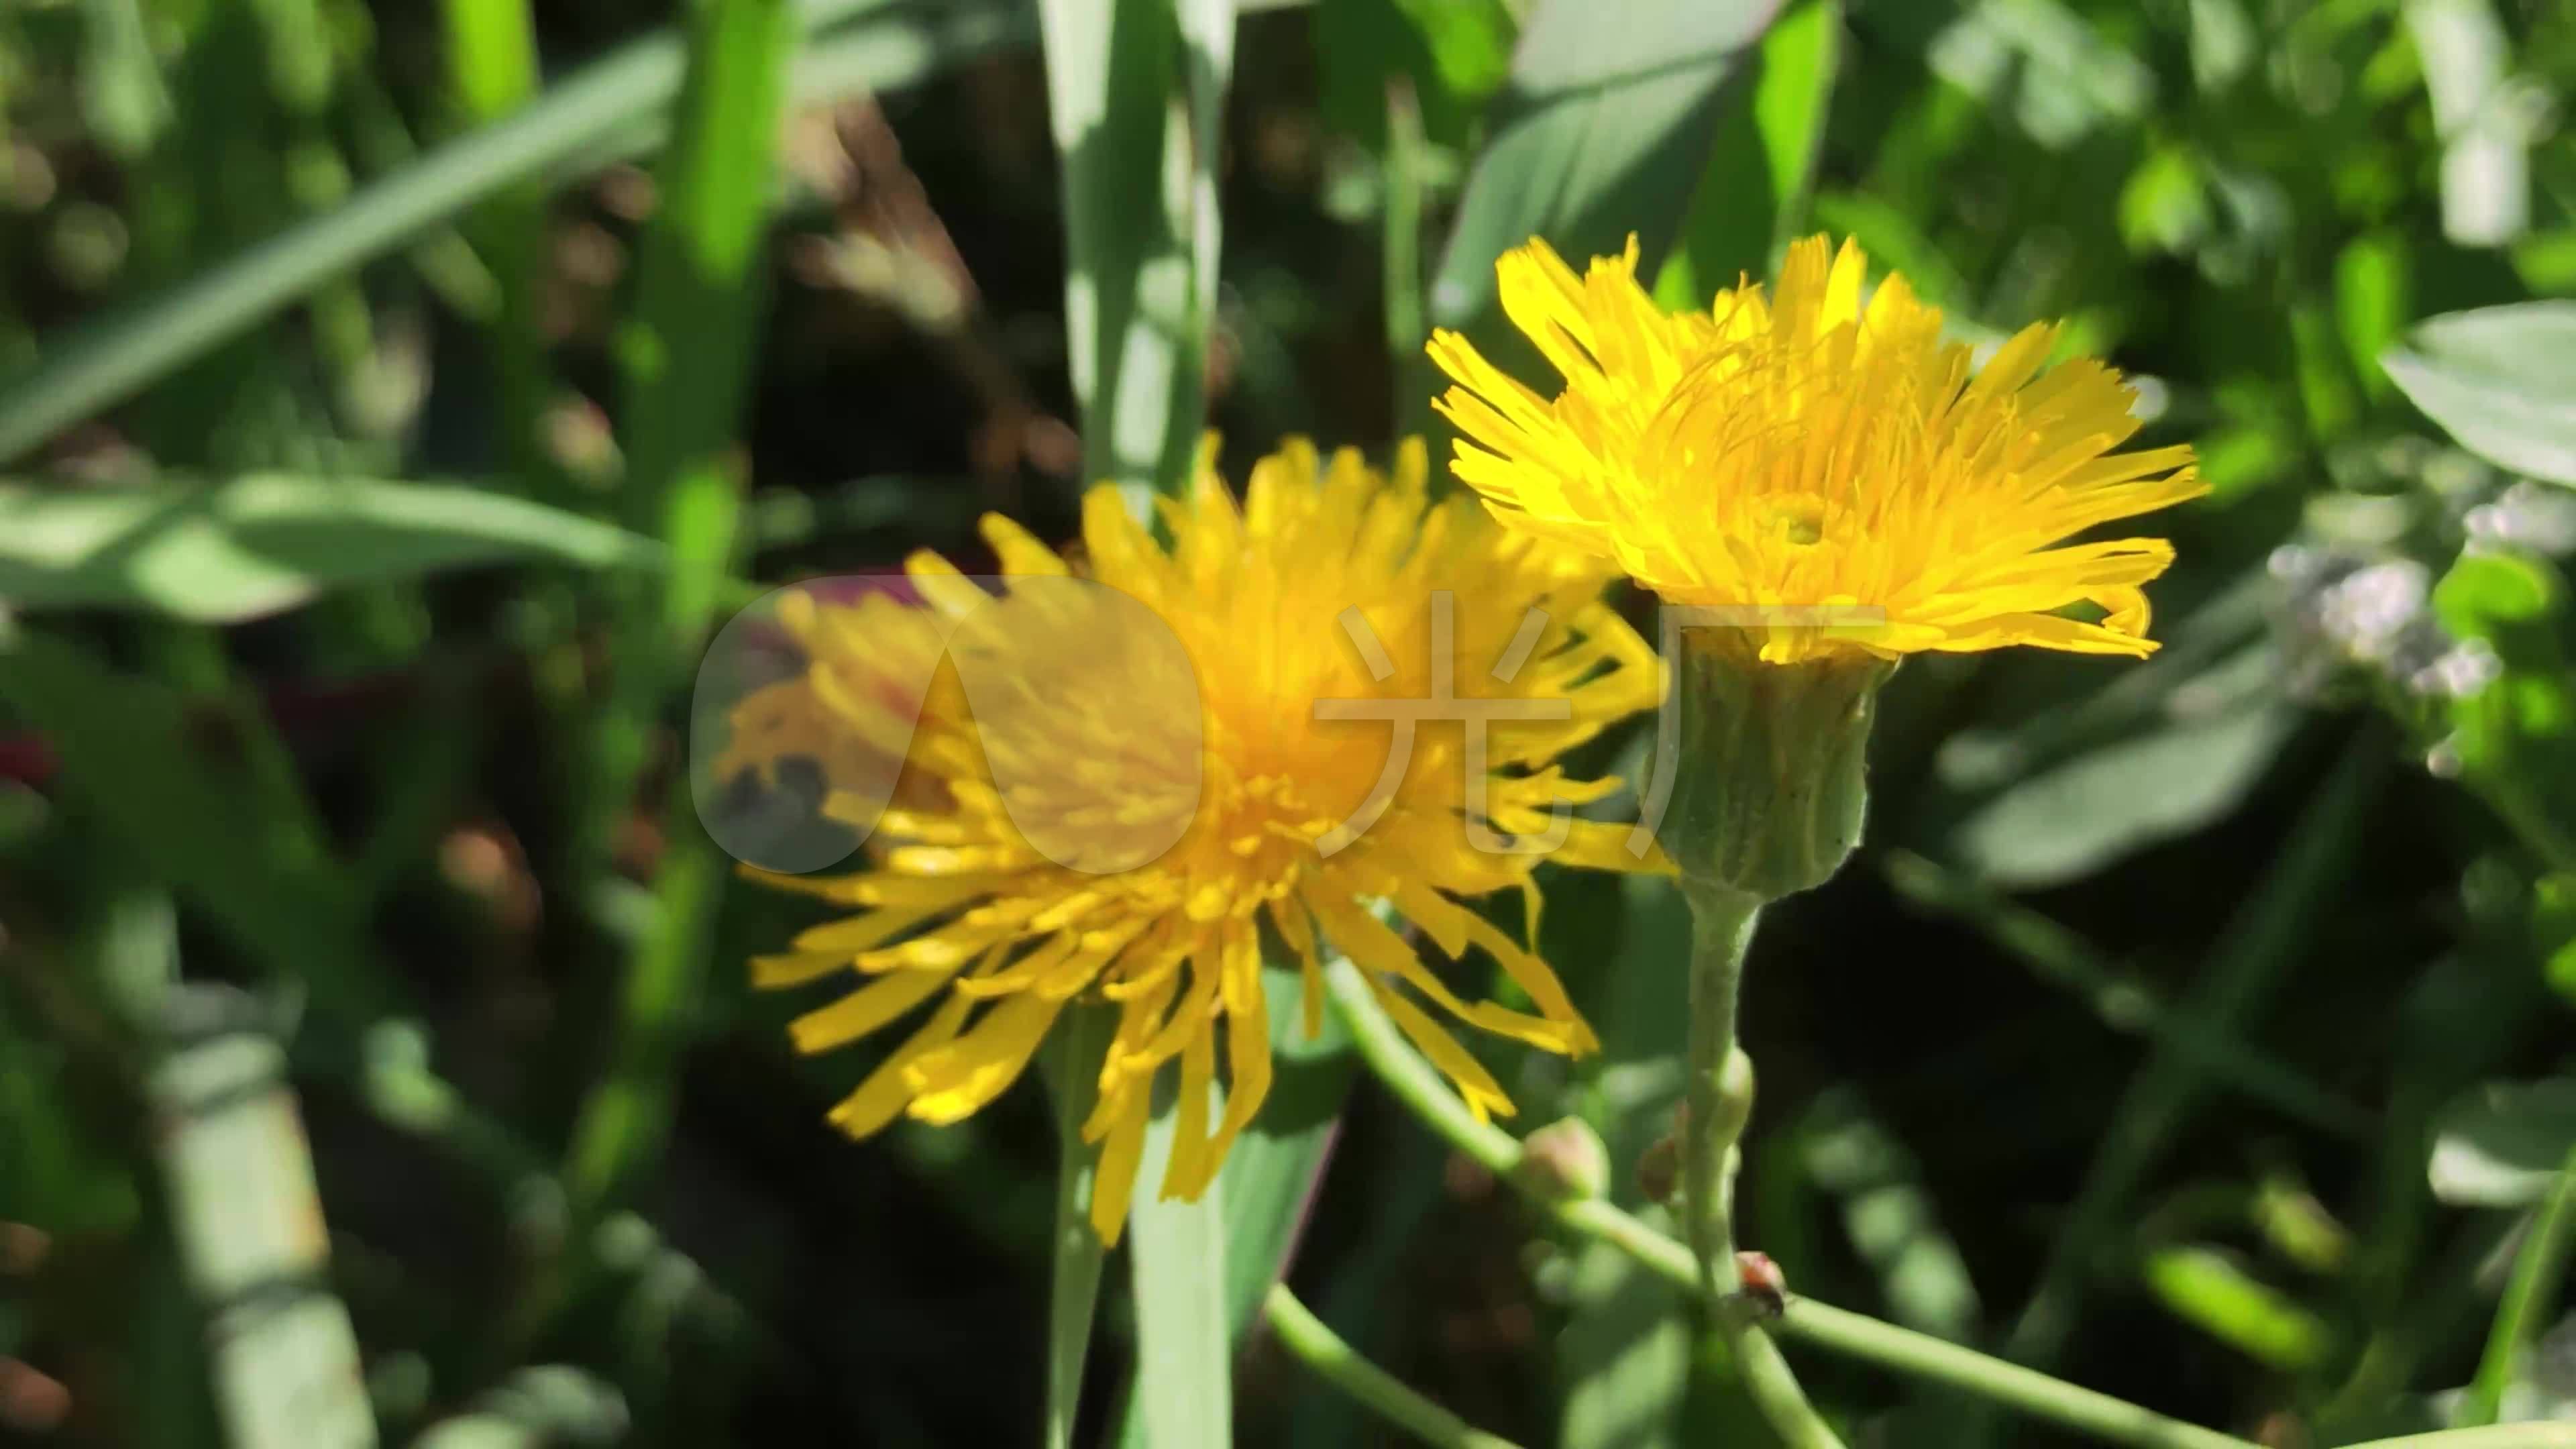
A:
[
  {"left": 2383, "top": 303, "right": 2576, "bottom": 487},
  {"left": 1428, "top": 0, "right": 1785, "bottom": 331},
  {"left": 1128, "top": 1095, "right": 1232, "bottom": 1449},
  {"left": 0, "top": 475, "right": 659, "bottom": 623},
  {"left": 1951, "top": 700, "right": 2296, "bottom": 888},
  {"left": 1652, "top": 0, "right": 1841, "bottom": 309},
  {"left": 2431, "top": 1079, "right": 2576, "bottom": 1208},
  {"left": 2141, "top": 1245, "right": 2333, "bottom": 1372}
]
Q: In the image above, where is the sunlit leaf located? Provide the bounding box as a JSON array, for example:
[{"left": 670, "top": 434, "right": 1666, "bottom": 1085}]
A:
[
  {"left": 1428, "top": 0, "right": 1784, "bottom": 330},
  {"left": 1951, "top": 701, "right": 2296, "bottom": 888},
  {"left": 0, "top": 475, "right": 659, "bottom": 623},
  {"left": 2432, "top": 1079, "right": 2576, "bottom": 1208},
  {"left": 2141, "top": 1245, "right": 2333, "bottom": 1371},
  {"left": 2383, "top": 303, "right": 2576, "bottom": 487}
]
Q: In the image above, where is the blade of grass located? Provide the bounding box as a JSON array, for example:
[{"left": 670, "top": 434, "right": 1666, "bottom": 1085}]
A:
[
  {"left": 0, "top": 0, "right": 1016, "bottom": 466},
  {"left": 2459, "top": 1145, "right": 2576, "bottom": 1425},
  {"left": 0, "top": 473, "right": 661, "bottom": 622},
  {"left": 151, "top": 991, "right": 378, "bottom": 1449},
  {"left": 1036, "top": 0, "right": 1228, "bottom": 497},
  {"left": 1032, "top": 3, "right": 1237, "bottom": 1431},
  {"left": 1043, "top": 1005, "right": 1119, "bottom": 1449},
  {"left": 559, "top": 0, "right": 800, "bottom": 1235},
  {"left": 439, "top": 0, "right": 555, "bottom": 492},
  {"left": 1112, "top": 965, "right": 1358, "bottom": 1449},
  {"left": 1383, "top": 78, "right": 1430, "bottom": 441},
  {"left": 1129, "top": 1089, "right": 1234, "bottom": 1449}
]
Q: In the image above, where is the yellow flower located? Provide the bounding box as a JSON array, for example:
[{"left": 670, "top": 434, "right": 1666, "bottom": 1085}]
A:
[
  {"left": 1429, "top": 235, "right": 2206, "bottom": 663},
  {"left": 727, "top": 439, "right": 1664, "bottom": 1242}
]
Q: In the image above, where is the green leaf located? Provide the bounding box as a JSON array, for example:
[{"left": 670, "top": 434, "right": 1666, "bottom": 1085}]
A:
[
  {"left": 2461, "top": 1140, "right": 2576, "bottom": 1426},
  {"left": 1796, "top": 1089, "right": 1982, "bottom": 1340},
  {"left": 1128, "top": 1091, "right": 1233, "bottom": 1449},
  {"left": 1652, "top": 0, "right": 1841, "bottom": 309},
  {"left": 1044, "top": 1006, "right": 1120, "bottom": 1449},
  {"left": 1428, "top": 0, "right": 1785, "bottom": 331},
  {"left": 1036, "top": 0, "right": 1232, "bottom": 496},
  {"left": 1208, "top": 967, "right": 1355, "bottom": 1331},
  {"left": 1314, "top": 0, "right": 1514, "bottom": 148},
  {"left": 2405, "top": 0, "right": 2528, "bottom": 248},
  {"left": 2382, "top": 303, "right": 2576, "bottom": 487},
  {"left": 2141, "top": 1245, "right": 2333, "bottom": 1372},
  {"left": 2334, "top": 231, "right": 2414, "bottom": 400},
  {"left": 2430, "top": 1079, "right": 2576, "bottom": 1208},
  {"left": 2435, "top": 551, "right": 2560, "bottom": 632},
  {"left": 559, "top": 0, "right": 800, "bottom": 1240},
  {"left": 151, "top": 1014, "right": 379, "bottom": 1449},
  {"left": 1951, "top": 700, "right": 2296, "bottom": 889},
  {"left": 0, "top": 475, "right": 659, "bottom": 623}
]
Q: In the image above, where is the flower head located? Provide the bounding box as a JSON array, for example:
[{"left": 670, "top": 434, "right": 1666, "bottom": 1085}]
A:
[
  {"left": 727, "top": 439, "right": 1662, "bottom": 1241},
  {"left": 1430, "top": 235, "right": 2206, "bottom": 663}
]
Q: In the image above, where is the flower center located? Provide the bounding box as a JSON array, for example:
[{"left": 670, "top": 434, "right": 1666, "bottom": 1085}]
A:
[{"left": 1769, "top": 497, "right": 1827, "bottom": 547}]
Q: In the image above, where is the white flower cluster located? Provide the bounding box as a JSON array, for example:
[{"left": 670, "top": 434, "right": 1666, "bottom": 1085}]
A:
[{"left": 2268, "top": 547, "right": 2500, "bottom": 700}]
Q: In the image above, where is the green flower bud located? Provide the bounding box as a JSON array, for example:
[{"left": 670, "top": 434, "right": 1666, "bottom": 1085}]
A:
[
  {"left": 1652, "top": 639, "right": 1894, "bottom": 903},
  {"left": 1517, "top": 1116, "right": 1611, "bottom": 1202}
]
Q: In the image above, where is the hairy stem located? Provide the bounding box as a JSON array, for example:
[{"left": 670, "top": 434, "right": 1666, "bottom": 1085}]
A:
[
  {"left": 1265, "top": 1285, "right": 1522, "bottom": 1449},
  {"left": 1325, "top": 955, "right": 2261, "bottom": 1449},
  {"left": 1681, "top": 883, "right": 1844, "bottom": 1449}
]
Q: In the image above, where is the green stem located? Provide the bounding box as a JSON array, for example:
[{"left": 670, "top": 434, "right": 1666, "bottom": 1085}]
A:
[
  {"left": 1264, "top": 1285, "right": 1522, "bottom": 1449},
  {"left": 1324, "top": 958, "right": 2260, "bottom": 1449},
  {"left": 2341, "top": 1430, "right": 2576, "bottom": 1449},
  {"left": 2461, "top": 1144, "right": 2576, "bottom": 1425},
  {"left": 1680, "top": 884, "right": 1841, "bottom": 1448},
  {"left": 1381, "top": 77, "right": 1428, "bottom": 443}
]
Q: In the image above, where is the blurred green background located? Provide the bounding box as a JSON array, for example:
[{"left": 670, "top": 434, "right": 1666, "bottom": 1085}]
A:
[{"left": 2, "top": 0, "right": 2575, "bottom": 1444}]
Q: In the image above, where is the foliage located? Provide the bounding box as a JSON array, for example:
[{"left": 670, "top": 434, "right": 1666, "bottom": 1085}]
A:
[{"left": 0, "top": 0, "right": 2573, "bottom": 1444}]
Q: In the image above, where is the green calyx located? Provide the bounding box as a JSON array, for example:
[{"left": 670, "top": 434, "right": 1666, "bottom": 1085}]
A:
[{"left": 1652, "top": 640, "right": 1894, "bottom": 904}]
